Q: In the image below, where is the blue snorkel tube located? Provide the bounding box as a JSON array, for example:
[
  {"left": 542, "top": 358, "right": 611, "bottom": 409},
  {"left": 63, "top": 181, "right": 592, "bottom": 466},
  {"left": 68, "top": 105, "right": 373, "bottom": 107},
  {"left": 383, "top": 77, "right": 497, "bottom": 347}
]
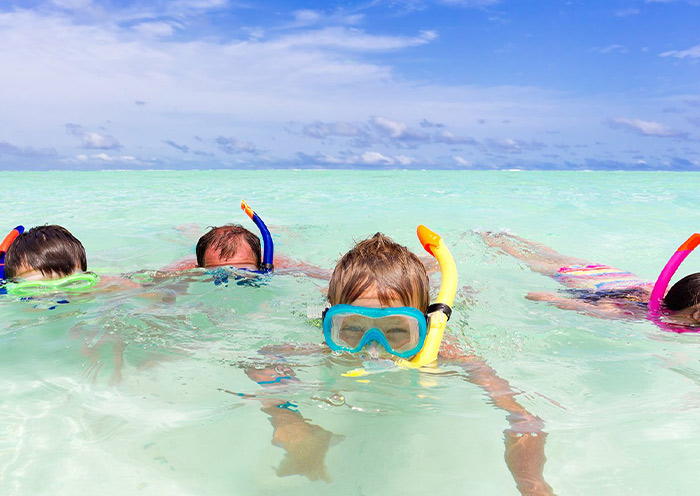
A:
[
  {"left": 241, "top": 200, "right": 274, "bottom": 273},
  {"left": 0, "top": 225, "right": 25, "bottom": 280}
]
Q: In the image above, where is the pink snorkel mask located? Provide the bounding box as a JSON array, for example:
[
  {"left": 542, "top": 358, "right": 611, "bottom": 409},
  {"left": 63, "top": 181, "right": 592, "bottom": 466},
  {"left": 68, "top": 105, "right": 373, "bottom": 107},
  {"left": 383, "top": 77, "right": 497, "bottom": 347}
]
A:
[{"left": 648, "top": 233, "right": 700, "bottom": 333}]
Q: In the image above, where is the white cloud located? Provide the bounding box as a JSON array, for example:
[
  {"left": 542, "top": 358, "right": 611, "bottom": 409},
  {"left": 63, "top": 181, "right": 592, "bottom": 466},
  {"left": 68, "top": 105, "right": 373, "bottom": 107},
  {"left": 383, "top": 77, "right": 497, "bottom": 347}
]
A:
[
  {"left": 361, "top": 151, "right": 394, "bottom": 164},
  {"left": 614, "top": 8, "right": 640, "bottom": 17},
  {"left": 606, "top": 117, "right": 688, "bottom": 139},
  {"left": 453, "top": 155, "right": 471, "bottom": 166},
  {"left": 438, "top": 0, "right": 501, "bottom": 6},
  {"left": 395, "top": 155, "right": 417, "bottom": 165},
  {"left": 301, "top": 121, "right": 366, "bottom": 139},
  {"left": 65, "top": 124, "right": 122, "bottom": 149},
  {"left": 273, "top": 27, "right": 437, "bottom": 52},
  {"left": 133, "top": 22, "right": 176, "bottom": 38},
  {"left": 293, "top": 9, "right": 323, "bottom": 24},
  {"left": 50, "top": 0, "right": 94, "bottom": 10},
  {"left": 370, "top": 116, "right": 428, "bottom": 141},
  {"left": 215, "top": 136, "right": 260, "bottom": 154},
  {"left": 598, "top": 44, "right": 628, "bottom": 54},
  {"left": 660, "top": 45, "right": 700, "bottom": 59},
  {"left": 86, "top": 152, "right": 136, "bottom": 162}
]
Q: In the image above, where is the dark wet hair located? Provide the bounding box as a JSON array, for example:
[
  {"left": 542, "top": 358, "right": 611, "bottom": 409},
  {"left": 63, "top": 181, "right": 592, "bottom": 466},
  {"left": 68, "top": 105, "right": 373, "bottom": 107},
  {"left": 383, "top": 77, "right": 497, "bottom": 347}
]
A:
[
  {"left": 4, "top": 225, "right": 87, "bottom": 279},
  {"left": 663, "top": 273, "right": 700, "bottom": 311},
  {"left": 195, "top": 224, "right": 261, "bottom": 269},
  {"left": 328, "top": 233, "right": 430, "bottom": 312}
]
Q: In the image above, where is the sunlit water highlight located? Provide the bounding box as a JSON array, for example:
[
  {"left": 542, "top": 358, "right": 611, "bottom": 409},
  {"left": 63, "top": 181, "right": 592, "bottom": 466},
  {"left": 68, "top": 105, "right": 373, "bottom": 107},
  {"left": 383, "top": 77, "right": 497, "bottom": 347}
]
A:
[{"left": 1, "top": 171, "right": 700, "bottom": 495}]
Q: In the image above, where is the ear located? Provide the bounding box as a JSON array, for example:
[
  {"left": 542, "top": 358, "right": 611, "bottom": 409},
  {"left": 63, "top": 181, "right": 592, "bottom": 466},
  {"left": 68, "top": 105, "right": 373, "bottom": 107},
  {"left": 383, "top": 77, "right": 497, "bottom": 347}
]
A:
[{"left": 691, "top": 307, "right": 700, "bottom": 325}]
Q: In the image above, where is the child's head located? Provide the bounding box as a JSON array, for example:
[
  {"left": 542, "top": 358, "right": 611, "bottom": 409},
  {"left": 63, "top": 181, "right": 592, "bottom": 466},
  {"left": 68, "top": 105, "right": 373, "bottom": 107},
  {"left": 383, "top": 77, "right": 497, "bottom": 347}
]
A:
[
  {"left": 664, "top": 272, "right": 700, "bottom": 321},
  {"left": 4, "top": 225, "right": 87, "bottom": 280},
  {"left": 196, "top": 224, "right": 261, "bottom": 269},
  {"left": 328, "top": 233, "right": 429, "bottom": 311}
]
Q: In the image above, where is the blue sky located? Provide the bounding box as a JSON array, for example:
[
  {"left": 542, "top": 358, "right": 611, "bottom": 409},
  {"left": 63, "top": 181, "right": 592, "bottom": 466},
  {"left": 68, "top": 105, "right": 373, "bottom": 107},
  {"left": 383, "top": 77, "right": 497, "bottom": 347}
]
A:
[{"left": 0, "top": 0, "right": 699, "bottom": 170}]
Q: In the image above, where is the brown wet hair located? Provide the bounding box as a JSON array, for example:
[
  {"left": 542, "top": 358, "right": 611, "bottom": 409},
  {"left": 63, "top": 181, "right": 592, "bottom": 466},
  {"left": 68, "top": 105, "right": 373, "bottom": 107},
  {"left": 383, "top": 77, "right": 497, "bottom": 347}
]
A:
[
  {"left": 328, "top": 233, "right": 430, "bottom": 312},
  {"left": 5, "top": 225, "right": 87, "bottom": 279},
  {"left": 195, "top": 224, "right": 261, "bottom": 269},
  {"left": 664, "top": 272, "right": 700, "bottom": 312}
]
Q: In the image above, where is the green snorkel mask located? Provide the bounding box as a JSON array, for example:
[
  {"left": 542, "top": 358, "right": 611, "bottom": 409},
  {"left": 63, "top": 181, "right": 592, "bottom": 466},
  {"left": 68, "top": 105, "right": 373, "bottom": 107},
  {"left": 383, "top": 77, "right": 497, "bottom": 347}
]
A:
[{"left": 4, "top": 272, "right": 100, "bottom": 296}]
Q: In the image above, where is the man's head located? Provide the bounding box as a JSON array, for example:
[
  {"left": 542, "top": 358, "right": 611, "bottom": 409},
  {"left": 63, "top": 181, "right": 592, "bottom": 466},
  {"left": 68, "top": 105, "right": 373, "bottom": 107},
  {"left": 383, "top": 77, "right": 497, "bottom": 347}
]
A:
[
  {"left": 328, "top": 233, "right": 429, "bottom": 312},
  {"left": 4, "top": 225, "right": 87, "bottom": 280},
  {"left": 195, "top": 224, "right": 261, "bottom": 269}
]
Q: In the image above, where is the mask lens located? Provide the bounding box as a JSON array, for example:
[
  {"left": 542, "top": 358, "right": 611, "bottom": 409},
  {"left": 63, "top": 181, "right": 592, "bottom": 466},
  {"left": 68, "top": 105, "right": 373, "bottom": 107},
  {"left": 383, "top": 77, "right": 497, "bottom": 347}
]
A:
[
  {"left": 330, "top": 311, "right": 422, "bottom": 354},
  {"left": 374, "top": 315, "right": 419, "bottom": 351},
  {"left": 335, "top": 314, "right": 371, "bottom": 348}
]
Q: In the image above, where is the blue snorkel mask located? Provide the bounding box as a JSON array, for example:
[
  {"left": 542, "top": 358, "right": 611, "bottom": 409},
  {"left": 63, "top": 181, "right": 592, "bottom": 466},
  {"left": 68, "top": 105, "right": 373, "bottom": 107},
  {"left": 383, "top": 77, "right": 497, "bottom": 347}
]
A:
[
  {"left": 0, "top": 225, "right": 25, "bottom": 280},
  {"left": 322, "top": 304, "right": 428, "bottom": 359},
  {"left": 241, "top": 200, "right": 274, "bottom": 274}
]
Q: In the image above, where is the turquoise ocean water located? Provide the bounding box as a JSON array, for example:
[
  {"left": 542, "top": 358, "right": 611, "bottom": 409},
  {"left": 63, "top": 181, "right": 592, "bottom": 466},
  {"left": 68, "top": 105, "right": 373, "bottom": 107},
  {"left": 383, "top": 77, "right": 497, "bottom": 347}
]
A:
[{"left": 1, "top": 171, "right": 699, "bottom": 495}]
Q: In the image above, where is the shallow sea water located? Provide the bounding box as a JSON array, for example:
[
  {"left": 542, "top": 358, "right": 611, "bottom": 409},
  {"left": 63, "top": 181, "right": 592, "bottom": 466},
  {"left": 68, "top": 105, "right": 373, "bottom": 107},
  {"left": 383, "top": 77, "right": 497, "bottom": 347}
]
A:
[{"left": 1, "top": 170, "right": 700, "bottom": 495}]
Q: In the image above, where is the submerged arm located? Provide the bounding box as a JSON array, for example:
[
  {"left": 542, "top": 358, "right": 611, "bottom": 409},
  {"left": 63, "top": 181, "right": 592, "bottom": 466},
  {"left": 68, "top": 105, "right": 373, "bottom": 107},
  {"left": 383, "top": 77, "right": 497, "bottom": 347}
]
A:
[
  {"left": 526, "top": 291, "right": 641, "bottom": 320},
  {"left": 443, "top": 344, "right": 555, "bottom": 496},
  {"left": 244, "top": 363, "right": 335, "bottom": 482},
  {"left": 479, "top": 231, "right": 588, "bottom": 277}
]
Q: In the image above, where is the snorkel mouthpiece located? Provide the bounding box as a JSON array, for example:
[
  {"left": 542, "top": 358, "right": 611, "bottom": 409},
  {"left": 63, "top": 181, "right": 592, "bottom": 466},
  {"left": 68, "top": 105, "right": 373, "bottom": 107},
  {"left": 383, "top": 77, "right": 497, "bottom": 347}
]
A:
[
  {"left": 240, "top": 200, "right": 274, "bottom": 273},
  {"left": 0, "top": 225, "right": 25, "bottom": 280},
  {"left": 397, "top": 225, "right": 458, "bottom": 369}
]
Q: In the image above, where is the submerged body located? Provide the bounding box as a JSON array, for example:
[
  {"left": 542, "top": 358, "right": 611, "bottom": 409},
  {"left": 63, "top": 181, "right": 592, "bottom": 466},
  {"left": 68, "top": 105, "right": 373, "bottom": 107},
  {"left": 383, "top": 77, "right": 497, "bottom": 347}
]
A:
[{"left": 480, "top": 231, "right": 700, "bottom": 327}]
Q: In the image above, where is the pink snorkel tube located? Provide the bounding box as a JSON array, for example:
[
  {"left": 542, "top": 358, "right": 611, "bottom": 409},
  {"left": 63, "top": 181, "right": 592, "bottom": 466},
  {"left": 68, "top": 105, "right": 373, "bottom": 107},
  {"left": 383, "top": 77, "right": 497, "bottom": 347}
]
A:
[{"left": 647, "top": 234, "right": 700, "bottom": 331}]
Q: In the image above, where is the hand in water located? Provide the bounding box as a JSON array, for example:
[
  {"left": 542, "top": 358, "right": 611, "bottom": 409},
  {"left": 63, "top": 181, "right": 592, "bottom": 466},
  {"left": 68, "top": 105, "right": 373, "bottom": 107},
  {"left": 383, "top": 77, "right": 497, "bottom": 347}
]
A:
[{"left": 272, "top": 419, "right": 334, "bottom": 482}]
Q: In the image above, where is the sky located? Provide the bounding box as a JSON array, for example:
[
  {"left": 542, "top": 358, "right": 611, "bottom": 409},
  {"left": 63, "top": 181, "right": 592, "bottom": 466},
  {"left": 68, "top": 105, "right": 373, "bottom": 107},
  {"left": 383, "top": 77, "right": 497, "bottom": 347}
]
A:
[{"left": 0, "top": 0, "right": 699, "bottom": 170}]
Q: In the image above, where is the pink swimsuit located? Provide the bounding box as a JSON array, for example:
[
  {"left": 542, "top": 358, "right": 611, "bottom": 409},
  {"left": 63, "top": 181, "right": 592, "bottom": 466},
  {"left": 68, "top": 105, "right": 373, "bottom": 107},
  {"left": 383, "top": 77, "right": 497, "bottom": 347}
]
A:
[{"left": 554, "top": 264, "right": 654, "bottom": 292}]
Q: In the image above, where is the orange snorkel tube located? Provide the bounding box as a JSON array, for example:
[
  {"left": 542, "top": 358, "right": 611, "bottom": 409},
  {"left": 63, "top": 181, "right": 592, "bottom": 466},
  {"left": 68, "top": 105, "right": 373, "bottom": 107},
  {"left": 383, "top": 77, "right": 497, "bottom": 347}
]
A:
[{"left": 0, "top": 226, "right": 24, "bottom": 280}]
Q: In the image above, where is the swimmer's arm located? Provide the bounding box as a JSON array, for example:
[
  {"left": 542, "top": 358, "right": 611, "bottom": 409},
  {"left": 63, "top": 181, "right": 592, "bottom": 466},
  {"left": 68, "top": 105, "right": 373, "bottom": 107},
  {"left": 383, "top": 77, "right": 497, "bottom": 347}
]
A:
[
  {"left": 244, "top": 364, "right": 334, "bottom": 482},
  {"left": 445, "top": 350, "right": 555, "bottom": 496},
  {"left": 273, "top": 255, "right": 332, "bottom": 280},
  {"left": 526, "top": 291, "right": 635, "bottom": 319},
  {"left": 261, "top": 402, "right": 333, "bottom": 482},
  {"left": 160, "top": 256, "right": 198, "bottom": 271}
]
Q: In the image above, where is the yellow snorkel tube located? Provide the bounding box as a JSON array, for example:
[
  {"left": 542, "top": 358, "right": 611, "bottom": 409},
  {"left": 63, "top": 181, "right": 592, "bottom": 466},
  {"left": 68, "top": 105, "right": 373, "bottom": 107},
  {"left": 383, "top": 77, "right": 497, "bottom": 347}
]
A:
[{"left": 396, "top": 225, "right": 458, "bottom": 369}]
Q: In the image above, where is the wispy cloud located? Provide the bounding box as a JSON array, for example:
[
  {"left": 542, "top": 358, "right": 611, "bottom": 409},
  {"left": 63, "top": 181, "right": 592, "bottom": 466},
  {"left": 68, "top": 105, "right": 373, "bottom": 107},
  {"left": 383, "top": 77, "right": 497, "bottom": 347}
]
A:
[
  {"left": 483, "top": 138, "right": 546, "bottom": 153},
  {"left": 65, "top": 124, "right": 122, "bottom": 150},
  {"left": 215, "top": 136, "right": 261, "bottom": 154},
  {"left": 0, "top": 141, "right": 57, "bottom": 157},
  {"left": 419, "top": 118, "right": 445, "bottom": 128},
  {"left": 598, "top": 44, "right": 628, "bottom": 54},
  {"left": 301, "top": 121, "right": 367, "bottom": 139},
  {"left": 272, "top": 27, "right": 438, "bottom": 52},
  {"left": 369, "top": 116, "right": 429, "bottom": 142},
  {"left": 433, "top": 129, "right": 476, "bottom": 145},
  {"left": 660, "top": 45, "right": 700, "bottom": 59},
  {"left": 605, "top": 117, "right": 689, "bottom": 139},
  {"left": 614, "top": 8, "right": 640, "bottom": 17},
  {"left": 294, "top": 116, "right": 478, "bottom": 149},
  {"left": 163, "top": 140, "right": 190, "bottom": 153}
]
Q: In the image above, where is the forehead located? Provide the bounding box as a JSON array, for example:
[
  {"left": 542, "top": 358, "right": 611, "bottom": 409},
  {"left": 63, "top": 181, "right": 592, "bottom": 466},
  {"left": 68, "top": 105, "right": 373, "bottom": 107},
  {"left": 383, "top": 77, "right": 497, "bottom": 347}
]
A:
[
  {"left": 203, "top": 243, "right": 257, "bottom": 267},
  {"left": 351, "top": 286, "right": 405, "bottom": 308}
]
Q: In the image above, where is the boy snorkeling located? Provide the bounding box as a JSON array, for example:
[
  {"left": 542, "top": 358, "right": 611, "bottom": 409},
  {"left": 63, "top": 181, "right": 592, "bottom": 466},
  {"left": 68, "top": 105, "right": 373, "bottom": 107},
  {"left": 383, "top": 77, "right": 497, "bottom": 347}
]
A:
[
  {"left": 246, "top": 227, "right": 555, "bottom": 495},
  {"left": 1, "top": 225, "right": 98, "bottom": 294},
  {"left": 480, "top": 231, "right": 700, "bottom": 329}
]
